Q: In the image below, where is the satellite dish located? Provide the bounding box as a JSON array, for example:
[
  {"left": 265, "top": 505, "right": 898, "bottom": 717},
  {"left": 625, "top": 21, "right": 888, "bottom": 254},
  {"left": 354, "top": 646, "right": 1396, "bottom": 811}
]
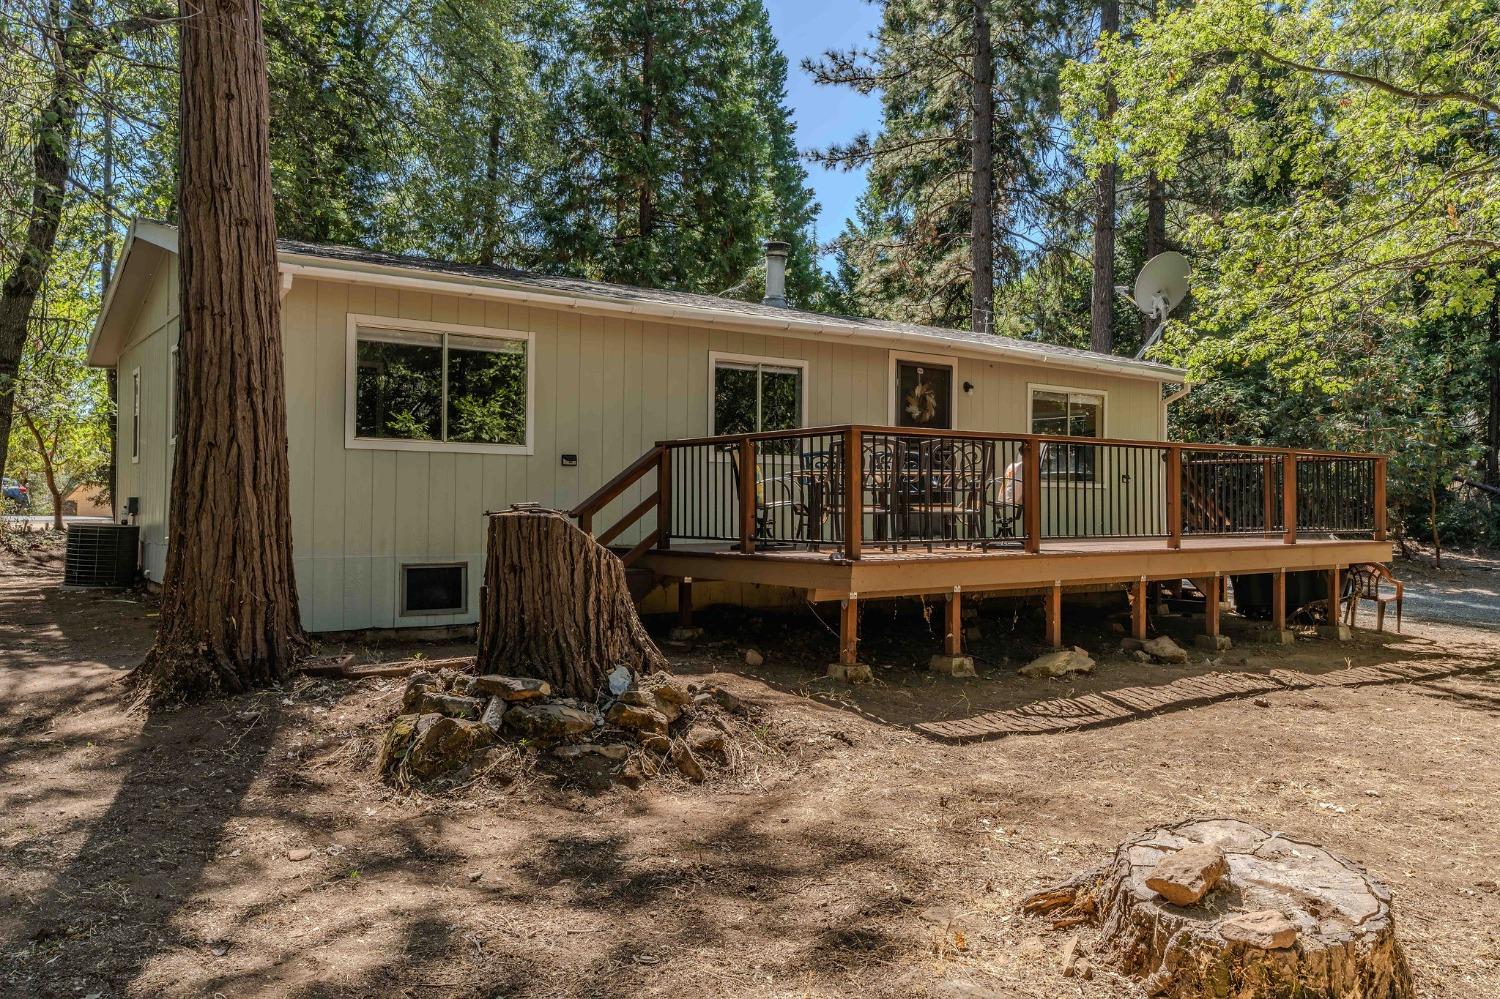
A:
[
  {"left": 1133, "top": 251, "right": 1189, "bottom": 320},
  {"left": 1127, "top": 251, "right": 1190, "bottom": 359}
]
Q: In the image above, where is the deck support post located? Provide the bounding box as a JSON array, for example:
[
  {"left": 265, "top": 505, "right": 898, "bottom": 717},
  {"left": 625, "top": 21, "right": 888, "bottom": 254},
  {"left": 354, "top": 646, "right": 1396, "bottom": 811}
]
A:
[
  {"left": 1131, "top": 577, "right": 1149, "bottom": 641},
  {"left": 1320, "top": 564, "right": 1351, "bottom": 640},
  {"left": 1193, "top": 574, "right": 1232, "bottom": 651},
  {"left": 1260, "top": 569, "right": 1295, "bottom": 645},
  {"left": 668, "top": 577, "right": 702, "bottom": 641},
  {"left": 1045, "top": 582, "right": 1063, "bottom": 648},
  {"left": 929, "top": 587, "right": 977, "bottom": 677},
  {"left": 828, "top": 594, "right": 872, "bottom": 682}
]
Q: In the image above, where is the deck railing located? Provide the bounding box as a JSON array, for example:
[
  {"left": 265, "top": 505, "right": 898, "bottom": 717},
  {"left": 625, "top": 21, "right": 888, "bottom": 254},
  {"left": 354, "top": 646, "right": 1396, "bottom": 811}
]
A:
[{"left": 570, "top": 425, "right": 1387, "bottom": 564}]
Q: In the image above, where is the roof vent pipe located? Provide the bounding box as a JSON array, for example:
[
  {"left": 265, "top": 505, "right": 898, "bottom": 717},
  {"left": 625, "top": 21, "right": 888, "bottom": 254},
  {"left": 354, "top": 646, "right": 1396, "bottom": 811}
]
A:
[{"left": 762, "top": 240, "right": 790, "bottom": 307}]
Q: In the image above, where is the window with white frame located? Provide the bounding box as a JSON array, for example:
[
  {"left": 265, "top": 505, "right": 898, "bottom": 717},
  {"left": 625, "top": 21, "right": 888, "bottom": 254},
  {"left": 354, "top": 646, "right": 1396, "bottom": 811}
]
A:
[
  {"left": 351, "top": 321, "right": 529, "bottom": 449},
  {"left": 1031, "top": 387, "right": 1104, "bottom": 482},
  {"left": 130, "top": 368, "right": 141, "bottom": 461},
  {"left": 168, "top": 347, "right": 178, "bottom": 445},
  {"left": 711, "top": 354, "right": 805, "bottom": 436}
]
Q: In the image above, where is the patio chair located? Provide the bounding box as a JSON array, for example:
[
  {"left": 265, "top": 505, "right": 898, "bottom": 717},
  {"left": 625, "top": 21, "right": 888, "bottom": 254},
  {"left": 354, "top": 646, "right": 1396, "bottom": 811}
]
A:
[
  {"left": 1343, "top": 562, "right": 1403, "bottom": 633},
  {"left": 722, "top": 444, "right": 799, "bottom": 546}
]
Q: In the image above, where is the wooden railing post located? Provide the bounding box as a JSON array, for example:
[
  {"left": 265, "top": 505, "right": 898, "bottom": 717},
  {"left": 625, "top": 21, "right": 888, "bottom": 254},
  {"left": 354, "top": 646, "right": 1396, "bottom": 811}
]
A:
[
  {"left": 844, "top": 427, "right": 863, "bottom": 560},
  {"left": 738, "top": 437, "right": 756, "bottom": 554},
  {"left": 1023, "top": 439, "right": 1042, "bottom": 553},
  {"left": 1282, "top": 452, "right": 1298, "bottom": 545},
  {"left": 1373, "top": 456, "right": 1388, "bottom": 541},
  {"left": 1262, "top": 456, "right": 1275, "bottom": 537},
  {"left": 656, "top": 446, "right": 671, "bottom": 550},
  {"left": 1167, "top": 445, "right": 1182, "bottom": 549}
]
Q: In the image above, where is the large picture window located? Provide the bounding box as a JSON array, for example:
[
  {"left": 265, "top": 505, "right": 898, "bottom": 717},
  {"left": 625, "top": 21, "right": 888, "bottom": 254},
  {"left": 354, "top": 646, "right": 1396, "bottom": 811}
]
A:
[
  {"left": 348, "top": 318, "right": 531, "bottom": 453},
  {"left": 1031, "top": 387, "right": 1104, "bottom": 482},
  {"left": 711, "top": 354, "right": 805, "bottom": 436}
]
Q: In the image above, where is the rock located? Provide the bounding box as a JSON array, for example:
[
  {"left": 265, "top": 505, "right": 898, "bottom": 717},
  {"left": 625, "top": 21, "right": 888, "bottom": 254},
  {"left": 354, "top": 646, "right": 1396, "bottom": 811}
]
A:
[
  {"left": 708, "top": 687, "right": 744, "bottom": 713},
  {"left": 1142, "top": 635, "right": 1189, "bottom": 664},
  {"left": 552, "top": 743, "right": 629, "bottom": 763},
  {"left": 928, "top": 654, "right": 978, "bottom": 678},
  {"left": 288, "top": 848, "right": 313, "bottom": 862},
  {"left": 607, "top": 700, "right": 669, "bottom": 735},
  {"left": 400, "top": 672, "right": 443, "bottom": 710},
  {"left": 607, "top": 665, "right": 633, "bottom": 696},
  {"left": 1195, "top": 634, "right": 1233, "bottom": 652},
  {"left": 407, "top": 692, "right": 485, "bottom": 720},
  {"left": 479, "top": 697, "right": 507, "bottom": 734},
  {"left": 1131, "top": 650, "right": 1153, "bottom": 664},
  {"left": 686, "top": 725, "right": 726, "bottom": 757},
  {"left": 406, "top": 715, "right": 495, "bottom": 779},
  {"left": 451, "top": 674, "right": 477, "bottom": 695},
  {"left": 1019, "top": 646, "right": 1095, "bottom": 678},
  {"left": 1146, "top": 843, "right": 1229, "bottom": 906},
  {"left": 639, "top": 734, "right": 671, "bottom": 754},
  {"left": 618, "top": 760, "right": 648, "bottom": 789},
  {"left": 471, "top": 674, "right": 551, "bottom": 701},
  {"left": 671, "top": 743, "right": 706, "bottom": 783},
  {"left": 668, "top": 626, "right": 703, "bottom": 642},
  {"left": 1110, "top": 622, "right": 1127, "bottom": 634},
  {"left": 644, "top": 676, "right": 691, "bottom": 706},
  {"left": 743, "top": 648, "right": 764, "bottom": 667},
  {"left": 376, "top": 713, "right": 423, "bottom": 775},
  {"left": 1253, "top": 697, "right": 1271, "bottom": 708},
  {"left": 1074, "top": 957, "right": 1093, "bottom": 981},
  {"left": 503, "top": 702, "right": 596, "bottom": 741},
  {"left": 1121, "top": 637, "right": 1145, "bottom": 651},
  {"left": 1219, "top": 910, "right": 1299, "bottom": 950}
]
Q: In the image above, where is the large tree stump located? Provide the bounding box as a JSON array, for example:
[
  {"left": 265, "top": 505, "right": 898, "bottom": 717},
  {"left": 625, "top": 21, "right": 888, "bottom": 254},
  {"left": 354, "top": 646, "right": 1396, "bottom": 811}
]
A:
[
  {"left": 1023, "top": 818, "right": 1414, "bottom": 998},
  {"left": 476, "top": 509, "right": 666, "bottom": 700}
]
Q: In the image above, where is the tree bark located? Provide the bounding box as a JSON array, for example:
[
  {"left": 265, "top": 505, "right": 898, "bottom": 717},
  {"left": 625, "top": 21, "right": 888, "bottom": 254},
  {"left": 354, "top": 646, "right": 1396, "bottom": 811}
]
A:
[
  {"left": 969, "top": 0, "right": 995, "bottom": 337},
  {"left": 477, "top": 509, "right": 666, "bottom": 700},
  {"left": 129, "top": 0, "right": 305, "bottom": 701},
  {"left": 1484, "top": 264, "right": 1499, "bottom": 484},
  {"left": 1024, "top": 818, "right": 1415, "bottom": 999},
  {"left": 1090, "top": 0, "right": 1119, "bottom": 354},
  {"left": 1146, "top": 171, "right": 1167, "bottom": 260},
  {"left": 0, "top": 0, "right": 98, "bottom": 483},
  {"left": 20, "top": 413, "right": 65, "bottom": 531}
]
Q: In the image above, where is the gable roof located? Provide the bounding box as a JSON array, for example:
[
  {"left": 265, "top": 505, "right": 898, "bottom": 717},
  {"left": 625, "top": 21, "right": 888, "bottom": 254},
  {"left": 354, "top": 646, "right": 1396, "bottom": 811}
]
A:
[{"left": 91, "top": 219, "right": 1187, "bottom": 382}]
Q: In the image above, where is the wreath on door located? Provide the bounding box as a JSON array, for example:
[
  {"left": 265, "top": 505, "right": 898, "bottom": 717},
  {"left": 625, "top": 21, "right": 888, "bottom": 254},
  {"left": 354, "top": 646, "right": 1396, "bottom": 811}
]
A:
[{"left": 905, "top": 368, "right": 939, "bottom": 424}]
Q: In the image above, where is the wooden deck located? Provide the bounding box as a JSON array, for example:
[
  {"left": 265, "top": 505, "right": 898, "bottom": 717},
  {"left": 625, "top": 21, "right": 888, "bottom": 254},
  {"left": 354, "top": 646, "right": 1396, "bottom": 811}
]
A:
[
  {"left": 637, "top": 535, "right": 1392, "bottom": 602},
  {"left": 572, "top": 423, "right": 1392, "bottom": 674}
]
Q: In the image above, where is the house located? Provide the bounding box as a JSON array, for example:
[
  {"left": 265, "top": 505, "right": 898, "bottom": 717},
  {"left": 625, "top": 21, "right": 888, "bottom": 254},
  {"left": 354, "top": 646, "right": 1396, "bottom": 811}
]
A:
[{"left": 89, "top": 219, "right": 1389, "bottom": 662}]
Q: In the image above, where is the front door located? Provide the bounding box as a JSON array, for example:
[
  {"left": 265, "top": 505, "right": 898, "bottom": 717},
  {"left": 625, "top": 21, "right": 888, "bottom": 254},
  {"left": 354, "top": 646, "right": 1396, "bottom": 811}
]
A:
[{"left": 894, "top": 358, "right": 954, "bottom": 429}]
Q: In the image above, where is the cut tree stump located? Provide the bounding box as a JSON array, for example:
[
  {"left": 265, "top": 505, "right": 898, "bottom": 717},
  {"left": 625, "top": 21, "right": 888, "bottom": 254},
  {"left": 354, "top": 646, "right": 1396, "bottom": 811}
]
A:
[
  {"left": 1022, "top": 818, "right": 1414, "bottom": 998},
  {"left": 476, "top": 508, "right": 666, "bottom": 700}
]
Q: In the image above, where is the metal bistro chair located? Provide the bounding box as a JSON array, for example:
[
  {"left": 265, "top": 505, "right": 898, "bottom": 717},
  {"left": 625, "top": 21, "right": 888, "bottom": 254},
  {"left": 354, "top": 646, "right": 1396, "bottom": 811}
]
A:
[
  {"left": 1343, "top": 562, "right": 1404, "bottom": 633},
  {"left": 722, "top": 442, "right": 798, "bottom": 547},
  {"left": 978, "top": 442, "right": 1043, "bottom": 549}
]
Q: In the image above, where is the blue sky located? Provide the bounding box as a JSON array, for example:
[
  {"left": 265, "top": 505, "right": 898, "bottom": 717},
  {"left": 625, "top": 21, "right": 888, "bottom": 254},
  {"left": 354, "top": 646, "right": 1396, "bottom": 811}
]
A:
[{"left": 763, "top": 0, "right": 883, "bottom": 251}]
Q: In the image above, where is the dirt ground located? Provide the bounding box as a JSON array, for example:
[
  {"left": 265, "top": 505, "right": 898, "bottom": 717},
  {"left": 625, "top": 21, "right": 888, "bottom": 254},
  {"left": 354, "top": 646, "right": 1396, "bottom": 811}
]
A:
[{"left": 2, "top": 543, "right": 1499, "bottom": 998}]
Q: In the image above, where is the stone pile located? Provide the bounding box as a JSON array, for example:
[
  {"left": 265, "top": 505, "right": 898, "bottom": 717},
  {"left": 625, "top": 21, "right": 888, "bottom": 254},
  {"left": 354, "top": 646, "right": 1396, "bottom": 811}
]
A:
[{"left": 376, "top": 663, "right": 750, "bottom": 789}]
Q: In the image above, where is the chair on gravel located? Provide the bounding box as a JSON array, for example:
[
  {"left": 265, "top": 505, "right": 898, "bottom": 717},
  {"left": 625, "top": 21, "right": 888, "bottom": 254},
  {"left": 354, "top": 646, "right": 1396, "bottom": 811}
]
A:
[{"left": 1343, "top": 563, "right": 1404, "bottom": 633}]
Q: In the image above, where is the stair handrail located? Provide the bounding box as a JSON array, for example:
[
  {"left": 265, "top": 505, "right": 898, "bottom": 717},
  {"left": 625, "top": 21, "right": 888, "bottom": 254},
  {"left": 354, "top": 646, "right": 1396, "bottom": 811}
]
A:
[{"left": 569, "top": 445, "right": 667, "bottom": 565}]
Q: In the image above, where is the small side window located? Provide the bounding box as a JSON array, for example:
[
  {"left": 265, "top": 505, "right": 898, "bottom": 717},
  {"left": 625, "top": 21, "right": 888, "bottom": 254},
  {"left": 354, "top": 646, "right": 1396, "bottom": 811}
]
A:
[
  {"left": 401, "top": 563, "right": 467, "bottom": 616},
  {"left": 131, "top": 368, "right": 141, "bottom": 461}
]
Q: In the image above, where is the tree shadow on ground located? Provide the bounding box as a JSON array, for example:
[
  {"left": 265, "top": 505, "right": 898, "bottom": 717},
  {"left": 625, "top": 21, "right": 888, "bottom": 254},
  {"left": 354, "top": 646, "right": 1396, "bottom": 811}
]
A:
[{"left": 644, "top": 592, "right": 1500, "bottom": 742}]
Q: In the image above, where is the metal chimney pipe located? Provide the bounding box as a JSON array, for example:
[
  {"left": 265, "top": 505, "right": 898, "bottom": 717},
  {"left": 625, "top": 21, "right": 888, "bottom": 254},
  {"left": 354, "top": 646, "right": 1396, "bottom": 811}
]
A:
[{"left": 762, "top": 240, "right": 790, "bottom": 307}]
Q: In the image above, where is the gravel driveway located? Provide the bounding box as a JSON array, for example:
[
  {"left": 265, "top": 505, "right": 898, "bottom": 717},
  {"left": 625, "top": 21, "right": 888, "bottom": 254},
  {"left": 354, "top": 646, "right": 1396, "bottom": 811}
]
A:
[{"left": 1390, "top": 553, "right": 1500, "bottom": 630}]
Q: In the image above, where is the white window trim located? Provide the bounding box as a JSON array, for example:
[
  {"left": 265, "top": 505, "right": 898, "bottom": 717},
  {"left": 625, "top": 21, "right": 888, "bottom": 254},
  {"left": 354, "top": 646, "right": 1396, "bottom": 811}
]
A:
[
  {"left": 887, "top": 350, "right": 960, "bottom": 427},
  {"left": 1027, "top": 382, "right": 1109, "bottom": 488},
  {"left": 130, "top": 367, "right": 141, "bottom": 463},
  {"left": 399, "top": 561, "right": 469, "bottom": 618},
  {"left": 707, "top": 350, "right": 809, "bottom": 439},
  {"left": 345, "top": 313, "right": 535, "bottom": 455}
]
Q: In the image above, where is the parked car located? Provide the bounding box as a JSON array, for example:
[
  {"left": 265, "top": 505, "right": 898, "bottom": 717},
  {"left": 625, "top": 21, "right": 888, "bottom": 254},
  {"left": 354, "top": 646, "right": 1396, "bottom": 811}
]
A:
[{"left": 3, "top": 477, "right": 31, "bottom": 512}]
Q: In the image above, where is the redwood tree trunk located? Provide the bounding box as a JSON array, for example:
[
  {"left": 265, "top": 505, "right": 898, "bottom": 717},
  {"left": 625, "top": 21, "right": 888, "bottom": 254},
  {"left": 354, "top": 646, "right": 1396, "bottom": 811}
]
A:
[
  {"left": 130, "top": 0, "right": 305, "bottom": 700},
  {"left": 969, "top": 0, "right": 995, "bottom": 337},
  {"left": 1089, "top": 0, "right": 1119, "bottom": 354},
  {"left": 1485, "top": 264, "right": 1499, "bottom": 485}
]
